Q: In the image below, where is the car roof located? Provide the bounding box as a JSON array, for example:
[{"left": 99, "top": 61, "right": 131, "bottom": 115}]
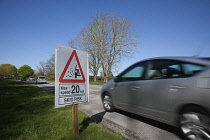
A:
[{"left": 141, "top": 56, "right": 210, "bottom": 66}]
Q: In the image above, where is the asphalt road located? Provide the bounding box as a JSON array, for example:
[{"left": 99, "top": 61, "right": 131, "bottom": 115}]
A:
[{"left": 27, "top": 81, "right": 183, "bottom": 140}]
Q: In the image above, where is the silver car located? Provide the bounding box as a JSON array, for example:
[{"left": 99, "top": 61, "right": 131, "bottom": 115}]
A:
[
  {"left": 36, "top": 76, "right": 47, "bottom": 84},
  {"left": 28, "top": 76, "right": 34, "bottom": 81},
  {"left": 101, "top": 57, "right": 210, "bottom": 140}
]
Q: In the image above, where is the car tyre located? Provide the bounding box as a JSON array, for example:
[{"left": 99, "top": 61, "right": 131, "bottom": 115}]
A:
[
  {"left": 102, "top": 92, "right": 115, "bottom": 112},
  {"left": 179, "top": 107, "right": 210, "bottom": 140}
]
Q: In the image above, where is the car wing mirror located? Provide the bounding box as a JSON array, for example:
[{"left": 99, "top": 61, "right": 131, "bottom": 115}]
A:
[{"left": 114, "top": 76, "right": 120, "bottom": 82}]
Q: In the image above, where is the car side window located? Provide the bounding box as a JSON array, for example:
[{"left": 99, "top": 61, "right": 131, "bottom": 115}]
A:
[
  {"left": 182, "top": 63, "right": 206, "bottom": 77},
  {"left": 161, "top": 64, "right": 182, "bottom": 78},
  {"left": 120, "top": 63, "right": 146, "bottom": 81},
  {"left": 145, "top": 60, "right": 182, "bottom": 79}
]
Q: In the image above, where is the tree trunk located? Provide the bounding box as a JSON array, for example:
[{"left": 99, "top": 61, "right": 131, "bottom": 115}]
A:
[{"left": 93, "top": 74, "right": 97, "bottom": 82}]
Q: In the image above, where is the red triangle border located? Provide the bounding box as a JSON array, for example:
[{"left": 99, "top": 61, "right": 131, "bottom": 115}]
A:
[{"left": 59, "top": 50, "right": 86, "bottom": 83}]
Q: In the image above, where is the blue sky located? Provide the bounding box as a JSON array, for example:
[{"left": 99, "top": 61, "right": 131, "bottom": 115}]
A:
[{"left": 0, "top": 0, "right": 210, "bottom": 75}]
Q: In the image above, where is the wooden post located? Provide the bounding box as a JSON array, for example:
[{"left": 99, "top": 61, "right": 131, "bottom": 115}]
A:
[{"left": 72, "top": 104, "right": 79, "bottom": 137}]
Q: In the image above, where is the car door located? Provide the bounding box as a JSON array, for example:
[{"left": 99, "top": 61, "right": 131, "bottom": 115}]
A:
[
  {"left": 113, "top": 62, "right": 146, "bottom": 112},
  {"left": 139, "top": 60, "right": 186, "bottom": 121}
]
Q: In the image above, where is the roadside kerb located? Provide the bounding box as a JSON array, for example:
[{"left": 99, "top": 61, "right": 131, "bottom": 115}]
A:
[
  {"left": 78, "top": 85, "right": 181, "bottom": 140},
  {"left": 78, "top": 104, "right": 141, "bottom": 140}
]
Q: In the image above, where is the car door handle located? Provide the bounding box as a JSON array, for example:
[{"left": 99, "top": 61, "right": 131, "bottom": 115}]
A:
[
  {"left": 131, "top": 86, "right": 141, "bottom": 90},
  {"left": 169, "top": 86, "right": 186, "bottom": 89}
]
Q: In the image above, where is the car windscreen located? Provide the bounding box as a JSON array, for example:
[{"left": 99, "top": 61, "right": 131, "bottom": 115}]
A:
[{"left": 39, "top": 77, "right": 45, "bottom": 79}]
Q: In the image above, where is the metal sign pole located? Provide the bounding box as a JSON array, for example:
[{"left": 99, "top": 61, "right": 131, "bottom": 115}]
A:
[{"left": 72, "top": 103, "right": 79, "bottom": 137}]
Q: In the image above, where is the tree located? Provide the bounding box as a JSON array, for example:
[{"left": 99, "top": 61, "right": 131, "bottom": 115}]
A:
[
  {"left": 18, "top": 65, "right": 34, "bottom": 78},
  {"left": 100, "top": 70, "right": 114, "bottom": 81},
  {"left": 36, "top": 55, "right": 55, "bottom": 80},
  {"left": 36, "top": 61, "right": 46, "bottom": 76},
  {"left": 0, "top": 64, "right": 17, "bottom": 78},
  {"left": 71, "top": 12, "right": 137, "bottom": 82},
  {"left": 45, "top": 55, "right": 55, "bottom": 80}
]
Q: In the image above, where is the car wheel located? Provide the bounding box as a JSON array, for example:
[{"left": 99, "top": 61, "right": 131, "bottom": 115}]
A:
[
  {"left": 102, "top": 93, "right": 115, "bottom": 112},
  {"left": 179, "top": 107, "right": 210, "bottom": 140}
]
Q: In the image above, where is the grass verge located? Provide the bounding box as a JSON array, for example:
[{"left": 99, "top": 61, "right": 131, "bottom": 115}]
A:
[
  {"left": 89, "top": 81, "right": 105, "bottom": 85},
  {"left": 0, "top": 79, "right": 121, "bottom": 140}
]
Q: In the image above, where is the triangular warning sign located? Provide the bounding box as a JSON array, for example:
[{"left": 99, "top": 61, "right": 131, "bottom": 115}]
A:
[{"left": 59, "top": 50, "right": 86, "bottom": 83}]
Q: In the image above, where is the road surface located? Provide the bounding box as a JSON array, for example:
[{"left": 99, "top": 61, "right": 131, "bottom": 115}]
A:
[{"left": 27, "top": 81, "right": 183, "bottom": 140}]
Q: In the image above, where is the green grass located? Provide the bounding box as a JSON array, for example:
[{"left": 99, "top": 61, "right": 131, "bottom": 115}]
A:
[
  {"left": 0, "top": 79, "right": 121, "bottom": 140},
  {"left": 46, "top": 79, "right": 55, "bottom": 82},
  {"left": 32, "top": 79, "right": 106, "bottom": 85},
  {"left": 89, "top": 80, "right": 105, "bottom": 85}
]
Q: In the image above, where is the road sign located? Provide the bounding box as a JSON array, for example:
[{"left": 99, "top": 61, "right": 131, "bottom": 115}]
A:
[
  {"left": 55, "top": 46, "right": 89, "bottom": 108},
  {"left": 59, "top": 50, "right": 85, "bottom": 83}
]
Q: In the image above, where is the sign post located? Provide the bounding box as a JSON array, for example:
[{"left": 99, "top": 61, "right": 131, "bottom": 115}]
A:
[
  {"left": 55, "top": 46, "right": 89, "bottom": 137},
  {"left": 72, "top": 104, "right": 79, "bottom": 137}
]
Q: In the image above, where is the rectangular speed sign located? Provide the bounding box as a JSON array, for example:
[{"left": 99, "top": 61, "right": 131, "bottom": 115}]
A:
[{"left": 55, "top": 46, "right": 89, "bottom": 108}]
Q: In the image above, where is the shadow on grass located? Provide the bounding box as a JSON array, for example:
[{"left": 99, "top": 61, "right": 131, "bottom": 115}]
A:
[
  {"left": 79, "top": 111, "right": 106, "bottom": 134},
  {"left": 41, "top": 86, "right": 55, "bottom": 95}
]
